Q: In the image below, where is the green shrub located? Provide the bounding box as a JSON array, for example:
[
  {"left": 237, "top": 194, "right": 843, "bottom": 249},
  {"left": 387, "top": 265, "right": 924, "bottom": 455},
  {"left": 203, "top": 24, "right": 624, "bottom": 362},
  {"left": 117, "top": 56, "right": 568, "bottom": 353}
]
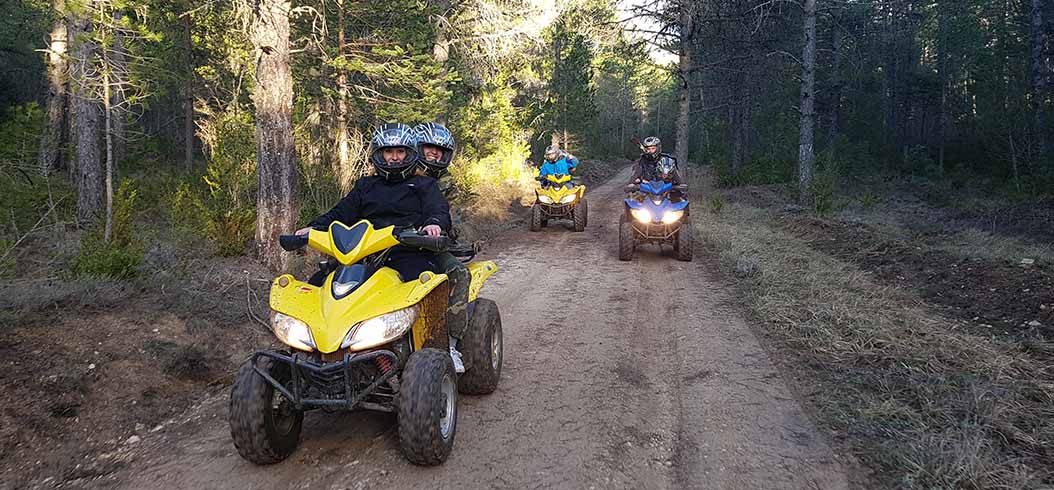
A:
[
  {"left": 0, "top": 103, "right": 43, "bottom": 165},
  {"left": 169, "top": 109, "right": 257, "bottom": 256},
  {"left": 709, "top": 193, "right": 725, "bottom": 214},
  {"left": 71, "top": 180, "right": 144, "bottom": 279}
]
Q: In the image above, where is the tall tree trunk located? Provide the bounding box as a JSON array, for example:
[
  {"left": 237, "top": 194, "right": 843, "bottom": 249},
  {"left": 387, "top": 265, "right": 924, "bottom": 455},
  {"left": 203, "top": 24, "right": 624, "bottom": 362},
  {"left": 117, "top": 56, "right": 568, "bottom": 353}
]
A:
[
  {"left": 40, "top": 0, "right": 69, "bottom": 176},
  {"left": 253, "top": 0, "right": 298, "bottom": 270},
  {"left": 335, "top": 0, "right": 352, "bottom": 189},
  {"left": 674, "top": 2, "right": 693, "bottom": 168},
  {"left": 1031, "top": 0, "right": 1048, "bottom": 161},
  {"left": 103, "top": 59, "right": 114, "bottom": 242},
  {"left": 798, "top": 0, "right": 818, "bottom": 207},
  {"left": 937, "top": 0, "right": 949, "bottom": 173},
  {"left": 109, "top": 11, "right": 126, "bottom": 168},
  {"left": 827, "top": 21, "right": 843, "bottom": 145},
  {"left": 70, "top": 4, "right": 103, "bottom": 227},
  {"left": 183, "top": 13, "right": 195, "bottom": 169}
]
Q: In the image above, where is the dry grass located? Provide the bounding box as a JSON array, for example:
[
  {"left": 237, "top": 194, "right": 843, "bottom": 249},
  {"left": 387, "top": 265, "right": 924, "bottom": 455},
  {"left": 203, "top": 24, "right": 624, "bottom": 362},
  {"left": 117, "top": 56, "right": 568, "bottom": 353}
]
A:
[
  {"left": 937, "top": 228, "right": 1054, "bottom": 265},
  {"left": 695, "top": 200, "right": 1054, "bottom": 489}
]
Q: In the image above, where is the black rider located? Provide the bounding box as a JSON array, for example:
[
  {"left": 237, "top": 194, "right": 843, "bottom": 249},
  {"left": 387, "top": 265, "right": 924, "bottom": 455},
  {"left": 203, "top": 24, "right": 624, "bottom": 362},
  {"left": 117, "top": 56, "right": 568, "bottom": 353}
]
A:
[
  {"left": 630, "top": 136, "right": 686, "bottom": 201},
  {"left": 296, "top": 122, "right": 451, "bottom": 282},
  {"left": 412, "top": 122, "right": 471, "bottom": 366}
]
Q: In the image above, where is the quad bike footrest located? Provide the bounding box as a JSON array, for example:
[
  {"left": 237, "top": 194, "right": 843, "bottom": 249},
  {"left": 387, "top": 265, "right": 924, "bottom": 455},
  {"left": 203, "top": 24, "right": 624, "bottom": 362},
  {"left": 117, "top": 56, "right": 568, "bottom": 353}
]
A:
[{"left": 252, "top": 350, "right": 398, "bottom": 411}]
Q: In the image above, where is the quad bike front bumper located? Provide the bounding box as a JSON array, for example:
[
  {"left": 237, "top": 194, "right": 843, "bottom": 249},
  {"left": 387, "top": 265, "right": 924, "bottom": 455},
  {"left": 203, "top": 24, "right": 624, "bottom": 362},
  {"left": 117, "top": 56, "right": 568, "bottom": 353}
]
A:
[
  {"left": 539, "top": 202, "right": 574, "bottom": 218},
  {"left": 631, "top": 222, "right": 682, "bottom": 243},
  {"left": 251, "top": 349, "right": 398, "bottom": 411}
]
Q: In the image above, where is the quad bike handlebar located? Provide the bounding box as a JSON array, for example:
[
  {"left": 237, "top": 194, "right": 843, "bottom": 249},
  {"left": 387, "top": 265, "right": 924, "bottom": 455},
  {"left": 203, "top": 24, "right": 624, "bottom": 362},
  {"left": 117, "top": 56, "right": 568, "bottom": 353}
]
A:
[
  {"left": 278, "top": 226, "right": 451, "bottom": 254},
  {"left": 279, "top": 234, "right": 309, "bottom": 251}
]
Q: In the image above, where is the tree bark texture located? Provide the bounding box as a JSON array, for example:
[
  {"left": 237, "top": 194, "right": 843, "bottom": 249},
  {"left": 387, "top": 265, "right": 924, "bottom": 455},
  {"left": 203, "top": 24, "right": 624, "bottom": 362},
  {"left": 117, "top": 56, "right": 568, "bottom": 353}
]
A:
[
  {"left": 252, "top": 0, "right": 299, "bottom": 270},
  {"left": 70, "top": 4, "right": 103, "bottom": 227},
  {"left": 103, "top": 62, "right": 114, "bottom": 242},
  {"left": 40, "top": 0, "right": 69, "bottom": 176},
  {"left": 335, "top": 0, "right": 352, "bottom": 188},
  {"left": 675, "top": 1, "right": 694, "bottom": 168},
  {"left": 937, "top": 0, "right": 950, "bottom": 172},
  {"left": 798, "top": 0, "right": 817, "bottom": 206},
  {"left": 109, "top": 10, "right": 126, "bottom": 168},
  {"left": 1031, "top": 0, "right": 1049, "bottom": 161}
]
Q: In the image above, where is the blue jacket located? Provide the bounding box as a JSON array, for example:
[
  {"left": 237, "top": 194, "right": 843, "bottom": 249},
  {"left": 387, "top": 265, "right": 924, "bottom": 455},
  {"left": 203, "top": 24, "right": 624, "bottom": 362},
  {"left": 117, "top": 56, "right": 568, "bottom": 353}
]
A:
[{"left": 539, "top": 155, "right": 579, "bottom": 178}]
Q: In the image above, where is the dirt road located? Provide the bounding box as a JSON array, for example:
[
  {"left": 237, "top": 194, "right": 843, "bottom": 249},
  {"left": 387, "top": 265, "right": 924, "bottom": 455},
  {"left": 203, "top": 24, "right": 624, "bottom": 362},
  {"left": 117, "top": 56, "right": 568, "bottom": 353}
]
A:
[{"left": 108, "top": 168, "right": 848, "bottom": 490}]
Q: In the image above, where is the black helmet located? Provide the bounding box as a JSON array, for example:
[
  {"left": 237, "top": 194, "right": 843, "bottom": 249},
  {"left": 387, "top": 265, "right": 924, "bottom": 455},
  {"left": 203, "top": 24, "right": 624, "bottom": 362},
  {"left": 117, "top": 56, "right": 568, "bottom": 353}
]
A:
[
  {"left": 642, "top": 136, "right": 661, "bottom": 162},
  {"left": 370, "top": 123, "right": 418, "bottom": 182},
  {"left": 414, "top": 122, "right": 456, "bottom": 177},
  {"left": 544, "top": 146, "right": 561, "bottom": 162}
]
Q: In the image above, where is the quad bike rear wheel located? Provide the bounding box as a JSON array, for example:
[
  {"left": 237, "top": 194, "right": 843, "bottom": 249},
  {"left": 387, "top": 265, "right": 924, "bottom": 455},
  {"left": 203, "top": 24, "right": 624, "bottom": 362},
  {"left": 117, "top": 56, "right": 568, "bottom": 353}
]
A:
[
  {"left": 229, "top": 356, "right": 304, "bottom": 465},
  {"left": 675, "top": 221, "right": 693, "bottom": 262},
  {"left": 618, "top": 213, "right": 635, "bottom": 261},
  {"left": 573, "top": 198, "right": 588, "bottom": 232},
  {"left": 529, "top": 204, "right": 543, "bottom": 232},
  {"left": 458, "top": 298, "right": 503, "bottom": 395},
  {"left": 398, "top": 348, "right": 458, "bottom": 465}
]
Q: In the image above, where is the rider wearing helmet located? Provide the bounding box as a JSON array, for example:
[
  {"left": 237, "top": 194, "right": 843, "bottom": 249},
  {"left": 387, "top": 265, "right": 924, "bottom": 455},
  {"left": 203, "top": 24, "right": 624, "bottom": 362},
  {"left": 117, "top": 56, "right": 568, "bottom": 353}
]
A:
[
  {"left": 412, "top": 122, "right": 471, "bottom": 362},
  {"left": 537, "top": 145, "right": 579, "bottom": 188},
  {"left": 414, "top": 122, "right": 457, "bottom": 188},
  {"left": 296, "top": 122, "right": 451, "bottom": 282},
  {"left": 631, "top": 136, "right": 686, "bottom": 200}
]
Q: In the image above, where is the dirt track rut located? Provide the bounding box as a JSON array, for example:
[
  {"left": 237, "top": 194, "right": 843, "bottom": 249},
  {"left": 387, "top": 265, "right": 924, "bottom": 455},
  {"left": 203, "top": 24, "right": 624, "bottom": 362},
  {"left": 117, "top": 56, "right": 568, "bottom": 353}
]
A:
[{"left": 108, "top": 167, "right": 848, "bottom": 490}]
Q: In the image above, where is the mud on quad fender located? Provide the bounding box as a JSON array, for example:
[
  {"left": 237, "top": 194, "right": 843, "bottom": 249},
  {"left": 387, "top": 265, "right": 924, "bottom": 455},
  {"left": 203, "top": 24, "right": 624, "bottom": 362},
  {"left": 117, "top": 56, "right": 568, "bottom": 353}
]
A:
[
  {"left": 457, "top": 298, "right": 503, "bottom": 395},
  {"left": 229, "top": 356, "right": 304, "bottom": 465}
]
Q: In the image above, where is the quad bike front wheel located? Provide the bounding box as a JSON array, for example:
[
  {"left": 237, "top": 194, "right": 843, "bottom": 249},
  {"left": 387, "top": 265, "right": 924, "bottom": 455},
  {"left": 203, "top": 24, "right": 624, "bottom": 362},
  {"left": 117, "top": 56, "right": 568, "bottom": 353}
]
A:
[
  {"left": 229, "top": 356, "right": 304, "bottom": 465},
  {"left": 529, "top": 204, "right": 543, "bottom": 232},
  {"left": 618, "top": 213, "right": 635, "bottom": 261},
  {"left": 398, "top": 348, "right": 458, "bottom": 465},
  {"left": 675, "top": 221, "right": 693, "bottom": 262},
  {"left": 458, "top": 298, "right": 503, "bottom": 395},
  {"left": 573, "top": 198, "right": 588, "bottom": 232}
]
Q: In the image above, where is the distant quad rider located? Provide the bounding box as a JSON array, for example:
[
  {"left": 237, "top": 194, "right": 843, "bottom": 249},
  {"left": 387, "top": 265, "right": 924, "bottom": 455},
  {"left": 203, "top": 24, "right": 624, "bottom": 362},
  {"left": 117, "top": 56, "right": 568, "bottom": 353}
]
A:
[
  {"left": 537, "top": 145, "right": 579, "bottom": 188},
  {"left": 631, "top": 136, "right": 685, "bottom": 201},
  {"left": 412, "top": 122, "right": 471, "bottom": 371}
]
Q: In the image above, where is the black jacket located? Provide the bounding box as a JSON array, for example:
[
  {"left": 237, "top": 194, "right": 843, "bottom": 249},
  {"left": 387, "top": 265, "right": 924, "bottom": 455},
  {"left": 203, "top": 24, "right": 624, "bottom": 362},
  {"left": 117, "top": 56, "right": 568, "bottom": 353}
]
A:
[
  {"left": 631, "top": 152, "right": 683, "bottom": 184},
  {"left": 307, "top": 175, "right": 452, "bottom": 232}
]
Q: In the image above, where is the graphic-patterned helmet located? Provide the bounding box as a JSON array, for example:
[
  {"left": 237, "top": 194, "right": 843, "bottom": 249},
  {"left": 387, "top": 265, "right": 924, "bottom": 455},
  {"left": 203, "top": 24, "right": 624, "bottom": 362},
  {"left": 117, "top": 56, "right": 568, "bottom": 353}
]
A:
[
  {"left": 642, "top": 136, "right": 661, "bottom": 162},
  {"left": 369, "top": 123, "right": 418, "bottom": 182},
  {"left": 414, "top": 122, "right": 456, "bottom": 177},
  {"left": 544, "top": 146, "right": 561, "bottom": 162}
]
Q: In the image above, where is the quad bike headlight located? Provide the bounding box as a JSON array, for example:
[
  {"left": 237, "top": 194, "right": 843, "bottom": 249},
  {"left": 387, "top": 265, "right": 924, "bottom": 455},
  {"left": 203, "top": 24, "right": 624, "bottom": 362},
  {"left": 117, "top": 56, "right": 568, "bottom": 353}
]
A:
[
  {"left": 661, "top": 210, "right": 684, "bottom": 224},
  {"left": 560, "top": 194, "right": 577, "bottom": 204},
  {"left": 630, "top": 208, "right": 652, "bottom": 223},
  {"left": 538, "top": 195, "right": 554, "bottom": 204},
  {"left": 341, "top": 305, "right": 420, "bottom": 351},
  {"left": 271, "top": 312, "right": 316, "bottom": 352}
]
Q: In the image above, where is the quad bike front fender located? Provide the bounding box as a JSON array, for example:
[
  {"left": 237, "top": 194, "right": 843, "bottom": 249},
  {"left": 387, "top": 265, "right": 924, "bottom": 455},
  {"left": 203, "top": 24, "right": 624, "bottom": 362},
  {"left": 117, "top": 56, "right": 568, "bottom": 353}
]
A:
[
  {"left": 466, "top": 261, "right": 498, "bottom": 302},
  {"left": 270, "top": 269, "right": 450, "bottom": 354}
]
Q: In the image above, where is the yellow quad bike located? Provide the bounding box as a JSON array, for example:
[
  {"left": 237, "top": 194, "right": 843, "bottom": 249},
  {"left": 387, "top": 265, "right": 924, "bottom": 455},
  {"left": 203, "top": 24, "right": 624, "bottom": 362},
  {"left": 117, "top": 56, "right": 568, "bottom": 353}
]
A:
[
  {"left": 229, "top": 221, "right": 503, "bottom": 466},
  {"left": 530, "top": 173, "right": 587, "bottom": 232}
]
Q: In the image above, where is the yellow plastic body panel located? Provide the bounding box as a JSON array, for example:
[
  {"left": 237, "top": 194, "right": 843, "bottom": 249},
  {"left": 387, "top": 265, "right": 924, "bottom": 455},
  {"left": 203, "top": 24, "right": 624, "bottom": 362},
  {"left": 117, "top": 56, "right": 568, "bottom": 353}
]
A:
[
  {"left": 466, "top": 260, "right": 498, "bottom": 302},
  {"left": 537, "top": 180, "right": 586, "bottom": 204},
  {"left": 270, "top": 269, "right": 449, "bottom": 354},
  {"left": 307, "top": 220, "right": 400, "bottom": 266}
]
